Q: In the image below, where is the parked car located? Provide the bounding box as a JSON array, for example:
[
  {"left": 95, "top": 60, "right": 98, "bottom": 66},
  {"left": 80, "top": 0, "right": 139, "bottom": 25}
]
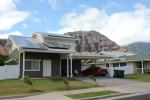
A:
[{"left": 82, "top": 66, "right": 108, "bottom": 76}]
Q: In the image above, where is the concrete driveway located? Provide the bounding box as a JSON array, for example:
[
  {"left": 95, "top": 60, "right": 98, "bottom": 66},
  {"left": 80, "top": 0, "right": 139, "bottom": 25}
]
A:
[
  {"left": 76, "top": 77, "right": 150, "bottom": 93},
  {"left": 77, "top": 77, "right": 140, "bottom": 87}
]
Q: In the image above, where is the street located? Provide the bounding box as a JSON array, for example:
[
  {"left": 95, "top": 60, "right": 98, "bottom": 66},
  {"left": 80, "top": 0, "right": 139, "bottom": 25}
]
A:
[{"left": 116, "top": 93, "right": 150, "bottom": 100}]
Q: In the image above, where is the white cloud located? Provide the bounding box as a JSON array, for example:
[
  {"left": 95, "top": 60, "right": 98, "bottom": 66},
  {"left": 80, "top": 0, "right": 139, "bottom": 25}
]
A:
[
  {"left": 0, "top": 31, "right": 23, "bottom": 39},
  {"left": 0, "top": 0, "right": 29, "bottom": 31},
  {"left": 30, "top": 16, "right": 42, "bottom": 23},
  {"left": 48, "top": 0, "right": 57, "bottom": 10},
  {"left": 57, "top": 3, "right": 150, "bottom": 45}
]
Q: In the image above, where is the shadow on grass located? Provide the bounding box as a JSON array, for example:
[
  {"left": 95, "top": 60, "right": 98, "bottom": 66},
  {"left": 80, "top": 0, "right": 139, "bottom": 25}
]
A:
[{"left": 28, "top": 89, "right": 43, "bottom": 93}]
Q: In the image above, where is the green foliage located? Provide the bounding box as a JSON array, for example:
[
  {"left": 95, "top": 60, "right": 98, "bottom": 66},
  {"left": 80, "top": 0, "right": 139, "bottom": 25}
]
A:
[
  {"left": 23, "top": 76, "right": 33, "bottom": 90},
  {"left": 0, "top": 54, "right": 8, "bottom": 66},
  {"left": 89, "top": 75, "right": 96, "bottom": 82},
  {"left": 89, "top": 75, "right": 97, "bottom": 86},
  {"left": 63, "top": 80, "right": 70, "bottom": 90}
]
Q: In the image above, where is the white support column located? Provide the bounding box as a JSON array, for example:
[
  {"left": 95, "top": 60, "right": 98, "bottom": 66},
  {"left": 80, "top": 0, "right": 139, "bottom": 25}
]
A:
[
  {"left": 22, "top": 52, "right": 25, "bottom": 78},
  {"left": 108, "top": 58, "right": 112, "bottom": 77},
  {"left": 142, "top": 60, "right": 144, "bottom": 74},
  {"left": 70, "top": 57, "right": 73, "bottom": 78},
  {"left": 67, "top": 57, "right": 69, "bottom": 77}
]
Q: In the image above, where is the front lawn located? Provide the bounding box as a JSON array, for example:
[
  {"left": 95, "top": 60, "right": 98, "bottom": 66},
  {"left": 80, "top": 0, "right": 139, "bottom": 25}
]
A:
[
  {"left": 66, "top": 90, "right": 118, "bottom": 99},
  {"left": 125, "top": 73, "right": 150, "bottom": 82},
  {"left": 0, "top": 79, "right": 98, "bottom": 96}
]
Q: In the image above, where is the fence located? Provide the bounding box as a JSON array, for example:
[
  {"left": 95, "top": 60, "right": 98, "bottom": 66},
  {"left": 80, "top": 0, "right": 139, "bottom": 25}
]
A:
[{"left": 0, "top": 65, "right": 20, "bottom": 80}]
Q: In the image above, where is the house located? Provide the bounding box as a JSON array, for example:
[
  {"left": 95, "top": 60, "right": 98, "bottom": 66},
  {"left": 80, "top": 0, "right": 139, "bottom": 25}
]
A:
[
  {"left": 95, "top": 52, "right": 150, "bottom": 76},
  {"left": 7, "top": 32, "right": 111, "bottom": 78}
]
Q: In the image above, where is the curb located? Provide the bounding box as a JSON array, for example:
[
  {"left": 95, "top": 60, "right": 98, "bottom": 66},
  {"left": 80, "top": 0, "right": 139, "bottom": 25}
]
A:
[
  {"left": 78, "top": 93, "right": 130, "bottom": 100},
  {"left": 0, "top": 93, "right": 42, "bottom": 100}
]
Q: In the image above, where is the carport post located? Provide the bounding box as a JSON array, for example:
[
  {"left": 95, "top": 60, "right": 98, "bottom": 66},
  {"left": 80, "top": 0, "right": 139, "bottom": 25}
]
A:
[
  {"left": 108, "top": 58, "right": 112, "bottom": 77},
  {"left": 141, "top": 60, "right": 144, "bottom": 74},
  {"left": 70, "top": 57, "right": 73, "bottom": 77},
  {"left": 67, "top": 57, "right": 69, "bottom": 77}
]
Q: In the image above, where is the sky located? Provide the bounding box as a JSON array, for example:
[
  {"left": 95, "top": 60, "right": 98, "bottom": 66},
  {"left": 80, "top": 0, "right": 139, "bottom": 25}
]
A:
[{"left": 0, "top": 0, "right": 150, "bottom": 46}]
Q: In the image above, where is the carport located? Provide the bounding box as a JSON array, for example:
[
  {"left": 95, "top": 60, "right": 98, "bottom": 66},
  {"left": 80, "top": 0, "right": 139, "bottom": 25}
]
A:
[{"left": 60, "top": 53, "right": 112, "bottom": 77}]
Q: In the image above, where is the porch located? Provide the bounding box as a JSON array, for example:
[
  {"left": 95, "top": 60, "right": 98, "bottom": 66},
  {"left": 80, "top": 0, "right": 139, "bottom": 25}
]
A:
[{"left": 135, "top": 61, "right": 150, "bottom": 74}]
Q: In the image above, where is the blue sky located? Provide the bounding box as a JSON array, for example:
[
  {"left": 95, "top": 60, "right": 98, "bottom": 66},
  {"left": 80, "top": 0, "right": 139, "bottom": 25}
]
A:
[{"left": 0, "top": 0, "right": 150, "bottom": 45}]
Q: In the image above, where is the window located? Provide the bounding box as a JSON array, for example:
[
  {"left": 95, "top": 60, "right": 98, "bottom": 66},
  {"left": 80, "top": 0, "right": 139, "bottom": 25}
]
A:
[
  {"left": 137, "top": 62, "right": 142, "bottom": 68},
  {"left": 106, "top": 63, "right": 109, "bottom": 67},
  {"left": 25, "top": 59, "right": 40, "bottom": 71},
  {"left": 113, "top": 63, "right": 119, "bottom": 67},
  {"left": 120, "top": 62, "right": 126, "bottom": 67}
]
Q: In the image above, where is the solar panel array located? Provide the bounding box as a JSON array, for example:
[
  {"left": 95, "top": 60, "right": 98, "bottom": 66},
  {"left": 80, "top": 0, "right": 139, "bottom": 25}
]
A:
[
  {"left": 10, "top": 35, "right": 46, "bottom": 49},
  {"left": 44, "top": 43, "right": 70, "bottom": 49}
]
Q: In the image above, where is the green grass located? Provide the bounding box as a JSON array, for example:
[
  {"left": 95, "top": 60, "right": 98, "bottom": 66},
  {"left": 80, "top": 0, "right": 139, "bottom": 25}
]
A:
[
  {"left": 0, "top": 79, "right": 98, "bottom": 96},
  {"left": 66, "top": 90, "right": 118, "bottom": 99},
  {"left": 125, "top": 73, "right": 150, "bottom": 82}
]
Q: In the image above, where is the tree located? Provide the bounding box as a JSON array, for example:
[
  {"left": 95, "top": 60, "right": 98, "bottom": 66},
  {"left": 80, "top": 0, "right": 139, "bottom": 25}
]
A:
[
  {"left": 0, "top": 54, "right": 8, "bottom": 66},
  {"left": 23, "top": 76, "right": 33, "bottom": 90}
]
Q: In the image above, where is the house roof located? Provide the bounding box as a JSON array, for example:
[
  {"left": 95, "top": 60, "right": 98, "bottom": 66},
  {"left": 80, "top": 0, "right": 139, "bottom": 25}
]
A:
[
  {"left": 8, "top": 35, "right": 75, "bottom": 54},
  {"left": 68, "top": 53, "right": 112, "bottom": 60},
  {"left": 124, "top": 54, "right": 150, "bottom": 62},
  {"left": 98, "top": 51, "right": 135, "bottom": 58},
  {"left": 34, "top": 32, "right": 76, "bottom": 40}
]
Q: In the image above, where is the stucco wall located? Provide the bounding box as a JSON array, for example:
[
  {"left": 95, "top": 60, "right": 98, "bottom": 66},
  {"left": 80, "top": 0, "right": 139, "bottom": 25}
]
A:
[{"left": 20, "top": 52, "right": 60, "bottom": 78}]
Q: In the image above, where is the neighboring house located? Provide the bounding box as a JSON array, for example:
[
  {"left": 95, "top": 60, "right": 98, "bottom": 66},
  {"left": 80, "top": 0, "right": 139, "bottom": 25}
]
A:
[
  {"left": 7, "top": 32, "right": 110, "bottom": 78},
  {"left": 95, "top": 52, "right": 150, "bottom": 76}
]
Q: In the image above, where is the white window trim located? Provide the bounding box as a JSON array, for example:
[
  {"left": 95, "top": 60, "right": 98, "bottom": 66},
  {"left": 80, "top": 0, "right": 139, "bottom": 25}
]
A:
[{"left": 25, "top": 59, "right": 41, "bottom": 71}]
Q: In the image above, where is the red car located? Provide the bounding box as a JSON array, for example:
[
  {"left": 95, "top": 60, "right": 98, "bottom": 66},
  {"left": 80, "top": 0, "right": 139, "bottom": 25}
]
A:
[{"left": 82, "top": 66, "right": 108, "bottom": 76}]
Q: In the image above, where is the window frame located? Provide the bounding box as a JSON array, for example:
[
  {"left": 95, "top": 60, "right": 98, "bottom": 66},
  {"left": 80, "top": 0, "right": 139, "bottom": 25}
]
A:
[
  {"left": 113, "top": 63, "right": 119, "bottom": 67},
  {"left": 25, "top": 59, "right": 41, "bottom": 71},
  {"left": 106, "top": 63, "right": 109, "bottom": 67},
  {"left": 120, "top": 62, "right": 127, "bottom": 67}
]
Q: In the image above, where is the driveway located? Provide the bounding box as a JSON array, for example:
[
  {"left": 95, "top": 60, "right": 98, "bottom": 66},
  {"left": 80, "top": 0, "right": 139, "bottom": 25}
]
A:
[
  {"left": 77, "top": 77, "right": 141, "bottom": 87},
  {"left": 77, "top": 77, "right": 150, "bottom": 93}
]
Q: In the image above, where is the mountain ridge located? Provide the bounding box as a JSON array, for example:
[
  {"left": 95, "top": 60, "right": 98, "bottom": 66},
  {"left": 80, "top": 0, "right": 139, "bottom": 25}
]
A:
[
  {"left": 123, "top": 42, "right": 150, "bottom": 54},
  {"left": 65, "top": 30, "right": 128, "bottom": 53}
]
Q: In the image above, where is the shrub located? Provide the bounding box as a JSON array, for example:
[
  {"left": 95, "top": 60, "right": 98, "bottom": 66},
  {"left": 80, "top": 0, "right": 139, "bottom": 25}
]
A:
[
  {"left": 89, "top": 75, "right": 98, "bottom": 86},
  {"left": 0, "top": 54, "right": 8, "bottom": 66},
  {"left": 23, "top": 76, "right": 33, "bottom": 90}
]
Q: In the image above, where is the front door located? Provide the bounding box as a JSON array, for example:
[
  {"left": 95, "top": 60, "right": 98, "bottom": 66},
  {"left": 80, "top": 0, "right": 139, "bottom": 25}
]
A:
[{"left": 43, "top": 60, "right": 51, "bottom": 77}]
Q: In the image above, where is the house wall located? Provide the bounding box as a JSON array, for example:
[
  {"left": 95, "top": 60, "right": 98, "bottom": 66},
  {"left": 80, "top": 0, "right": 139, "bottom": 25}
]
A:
[
  {"left": 107, "top": 62, "right": 134, "bottom": 77},
  {"left": 144, "top": 61, "right": 150, "bottom": 69},
  {"left": 9, "top": 48, "right": 19, "bottom": 60},
  {"left": 20, "top": 52, "right": 60, "bottom": 78}
]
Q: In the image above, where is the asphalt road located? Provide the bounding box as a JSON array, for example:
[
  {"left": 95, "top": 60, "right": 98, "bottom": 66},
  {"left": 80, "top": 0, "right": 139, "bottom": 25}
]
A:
[{"left": 116, "top": 93, "right": 150, "bottom": 100}]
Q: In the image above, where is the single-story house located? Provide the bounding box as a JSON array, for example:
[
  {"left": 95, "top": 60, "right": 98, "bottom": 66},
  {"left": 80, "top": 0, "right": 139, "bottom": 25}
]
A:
[
  {"left": 92, "top": 51, "right": 150, "bottom": 76},
  {"left": 7, "top": 32, "right": 111, "bottom": 78}
]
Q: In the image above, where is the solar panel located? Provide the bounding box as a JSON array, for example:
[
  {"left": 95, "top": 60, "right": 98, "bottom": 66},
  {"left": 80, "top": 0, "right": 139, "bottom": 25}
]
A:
[
  {"left": 10, "top": 35, "right": 46, "bottom": 49},
  {"left": 44, "top": 43, "right": 70, "bottom": 49}
]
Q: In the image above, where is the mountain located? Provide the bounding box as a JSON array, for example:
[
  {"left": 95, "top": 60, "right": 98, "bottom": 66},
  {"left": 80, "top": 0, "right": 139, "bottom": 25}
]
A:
[
  {"left": 65, "top": 30, "right": 128, "bottom": 53},
  {"left": 123, "top": 42, "right": 150, "bottom": 54},
  {"left": 0, "top": 39, "right": 8, "bottom": 55}
]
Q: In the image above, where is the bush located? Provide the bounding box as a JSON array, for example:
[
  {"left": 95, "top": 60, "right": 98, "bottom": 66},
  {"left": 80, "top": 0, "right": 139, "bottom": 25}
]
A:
[
  {"left": 89, "top": 75, "right": 98, "bottom": 86},
  {"left": 23, "top": 76, "right": 33, "bottom": 90},
  {"left": 0, "top": 54, "right": 8, "bottom": 66}
]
